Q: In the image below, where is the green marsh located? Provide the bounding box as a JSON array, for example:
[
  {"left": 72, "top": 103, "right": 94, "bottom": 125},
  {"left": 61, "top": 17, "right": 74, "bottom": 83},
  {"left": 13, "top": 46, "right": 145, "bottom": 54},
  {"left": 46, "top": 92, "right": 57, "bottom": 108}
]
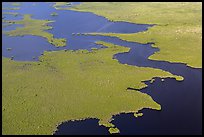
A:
[
  {"left": 2, "top": 41, "right": 183, "bottom": 134},
  {"left": 3, "top": 14, "right": 66, "bottom": 47},
  {"left": 71, "top": 2, "right": 202, "bottom": 68}
]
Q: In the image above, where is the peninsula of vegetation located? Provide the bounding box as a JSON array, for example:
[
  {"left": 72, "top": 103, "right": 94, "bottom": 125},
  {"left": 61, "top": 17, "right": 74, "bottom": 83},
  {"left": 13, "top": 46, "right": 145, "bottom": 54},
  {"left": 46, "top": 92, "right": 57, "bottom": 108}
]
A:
[
  {"left": 2, "top": 2, "right": 200, "bottom": 135},
  {"left": 70, "top": 2, "right": 202, "bottom": 68},
  {"left": 2, "top": 41, "right": 183, "bottom": 134},
  {"left": 3, "top": 14, "right": 66, "bottom": 47}
]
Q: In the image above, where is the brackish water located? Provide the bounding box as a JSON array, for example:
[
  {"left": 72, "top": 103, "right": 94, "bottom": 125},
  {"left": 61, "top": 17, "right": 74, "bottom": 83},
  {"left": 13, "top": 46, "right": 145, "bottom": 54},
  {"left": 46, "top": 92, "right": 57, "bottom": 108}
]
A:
[{"left": 2, "top": 2, "right": 202, "bottom": 135}]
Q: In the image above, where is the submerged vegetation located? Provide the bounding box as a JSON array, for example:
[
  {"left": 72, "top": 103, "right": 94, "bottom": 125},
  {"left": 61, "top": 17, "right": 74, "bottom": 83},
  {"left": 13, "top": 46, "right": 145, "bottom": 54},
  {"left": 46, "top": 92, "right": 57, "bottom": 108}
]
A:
[
  {"left": 71, "top": 2, "right": 202, "bottom": 68},
  {"left": 2, "top": 41, "right": 183, "bottom": 134},
  {"left": 6, "top": 48, "right": 12, "bottom": 51},
  {"left": 11, "top": 2, "right": 21, "bottom": 6},
  {"left": 51, "top": 12, "right": 58, "bottom": 16},
  {"left": 2, "top": 12, "right": 19, "bottom": 17},
  {"left": 2, "top": 7, "right": 20, "bottom": 10},
  {"left": 3, "top": 14, "right": 66, "bottom": 47},
  {"left": 53, "top": 2, "right": 71, "bottom": 9}
]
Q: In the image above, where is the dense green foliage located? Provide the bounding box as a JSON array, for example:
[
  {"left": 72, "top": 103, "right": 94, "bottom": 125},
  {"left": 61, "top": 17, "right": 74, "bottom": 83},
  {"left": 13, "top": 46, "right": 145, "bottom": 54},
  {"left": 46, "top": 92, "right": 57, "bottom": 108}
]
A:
[
  {"left": 2, "top": 41, "right": 183, "bottom": 134},
  {"left": 3, "top": 2, "right": 196, "bottom": 135}
]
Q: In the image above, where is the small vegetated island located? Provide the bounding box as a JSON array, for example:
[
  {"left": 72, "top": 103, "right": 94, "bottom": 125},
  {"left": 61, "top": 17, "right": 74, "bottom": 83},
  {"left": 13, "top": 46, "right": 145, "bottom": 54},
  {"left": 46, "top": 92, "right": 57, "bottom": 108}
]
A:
[
  {"left": 53, "top": 2, "right": 72, "bottom": 10},
  {"left": 2, "top": 2, "right": 201, "bottom": 135}
]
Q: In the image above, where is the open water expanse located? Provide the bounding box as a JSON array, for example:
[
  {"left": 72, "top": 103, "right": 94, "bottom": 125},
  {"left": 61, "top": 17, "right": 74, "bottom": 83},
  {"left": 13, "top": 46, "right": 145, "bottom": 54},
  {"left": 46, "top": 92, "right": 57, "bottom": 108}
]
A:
[{"left": 2, "top": 2, "right": 202, "bottom": 135}]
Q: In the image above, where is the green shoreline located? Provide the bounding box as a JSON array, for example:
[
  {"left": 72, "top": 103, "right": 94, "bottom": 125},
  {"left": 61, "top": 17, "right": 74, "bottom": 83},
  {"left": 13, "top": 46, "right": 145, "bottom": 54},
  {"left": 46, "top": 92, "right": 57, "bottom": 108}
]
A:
[
  {"left": 2, "top": 41, "right": 183, "bottom": 134},
  {"left": 83, "top": 32, "right": 200, "bottom": 69},
  {"left": 3, "top": 2, "right": 197, "bottom": 135},
  {"left": 3, "top": 14, "right": 66, "bottom": 47},
  {"left": 70, "top": 2, "right": 202, "bottom": 68}
]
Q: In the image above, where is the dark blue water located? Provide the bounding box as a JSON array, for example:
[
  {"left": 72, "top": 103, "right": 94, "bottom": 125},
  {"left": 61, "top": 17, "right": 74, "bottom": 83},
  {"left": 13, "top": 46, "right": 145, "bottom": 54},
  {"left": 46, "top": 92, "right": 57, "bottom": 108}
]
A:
[
  {"left": 2, "top": 2, "right": 202, "bottom": 135},
  {"left": 54, "top": 119, "right": 109, "bottom": 135},
  {"left": 111, "top": 73, "right": 202, "bottom": 135}
]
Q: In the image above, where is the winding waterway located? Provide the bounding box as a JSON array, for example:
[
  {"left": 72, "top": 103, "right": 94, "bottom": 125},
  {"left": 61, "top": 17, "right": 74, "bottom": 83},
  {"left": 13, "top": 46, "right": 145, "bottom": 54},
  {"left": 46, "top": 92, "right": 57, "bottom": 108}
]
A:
[{"left": 2, "top": 2, "right": 202, "bottom": 135}]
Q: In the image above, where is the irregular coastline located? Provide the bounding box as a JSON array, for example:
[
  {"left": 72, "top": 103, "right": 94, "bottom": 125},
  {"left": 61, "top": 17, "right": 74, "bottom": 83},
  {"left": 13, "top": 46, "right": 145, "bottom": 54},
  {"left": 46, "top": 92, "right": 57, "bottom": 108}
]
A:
[{"left": 2, "top": 2, "right": 201, "bottom": 135}]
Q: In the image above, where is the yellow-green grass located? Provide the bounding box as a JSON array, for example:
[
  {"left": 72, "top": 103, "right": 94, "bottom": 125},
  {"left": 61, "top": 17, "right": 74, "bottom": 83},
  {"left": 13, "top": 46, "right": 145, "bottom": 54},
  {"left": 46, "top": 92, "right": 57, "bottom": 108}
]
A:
[
  {"left": 2, "top": 41, "right": 183, "bottom": 135},
  {"left": 150, "top": 78, "right": 155, "bottom": 84},
  {"left": 2, "top": 12, "right": 19, "bottom": 16},
  {"left": 134, "top": 112, "right": 143, "bottom": 118},
  {"left": 109, "top": 127, "right": 120, "bottom": 134},
  {"left": 2, "top": 7, "right": 20, "bottom": 10},
  {"left": 11, "top": 2, "right": 21, "bottom": 6},
  {"left": 70, "top": 2, "right": 202, "bottom": 68},
  {"left": 53, "top": 2, "right": 71, "bottom": 9},
  {"left": 3, "top": 14, "right": 66, "bottom": 47}
]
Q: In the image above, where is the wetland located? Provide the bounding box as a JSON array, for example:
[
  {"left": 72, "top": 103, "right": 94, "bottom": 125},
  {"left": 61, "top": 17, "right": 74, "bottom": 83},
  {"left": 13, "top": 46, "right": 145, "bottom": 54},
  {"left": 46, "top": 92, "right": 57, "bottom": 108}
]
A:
[{"left": 2, "top": 2, "right": 202, "bottom": 135}]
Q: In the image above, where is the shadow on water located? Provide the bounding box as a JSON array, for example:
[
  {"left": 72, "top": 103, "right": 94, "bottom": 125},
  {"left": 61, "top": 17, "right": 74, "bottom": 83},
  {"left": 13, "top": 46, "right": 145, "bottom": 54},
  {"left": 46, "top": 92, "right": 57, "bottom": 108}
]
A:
[{"left": 2, "top": 2, "right": 202, "bottom": 135}]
